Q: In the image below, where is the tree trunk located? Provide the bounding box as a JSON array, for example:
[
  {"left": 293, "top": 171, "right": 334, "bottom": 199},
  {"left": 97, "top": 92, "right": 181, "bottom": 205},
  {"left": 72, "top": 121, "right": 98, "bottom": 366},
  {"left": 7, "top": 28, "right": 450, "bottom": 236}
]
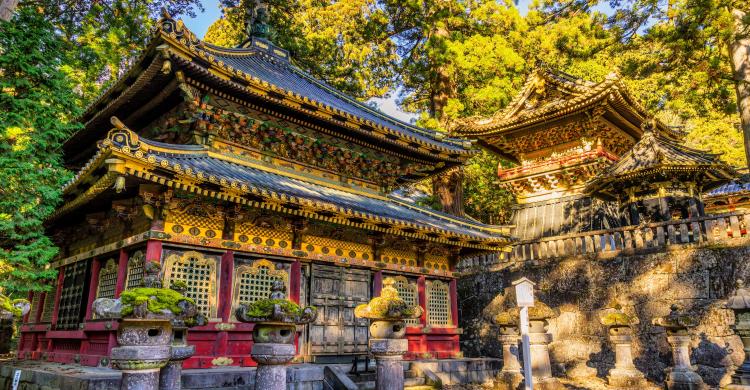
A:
[
  {"left": 0, "top": 0, "right": 19, "bottom": 21},
  {"left": 432, "top": 167, "right": 465, "bottom": 217},
  {"left": 730, "top": 8, "right": 750, "bottom": 169}
]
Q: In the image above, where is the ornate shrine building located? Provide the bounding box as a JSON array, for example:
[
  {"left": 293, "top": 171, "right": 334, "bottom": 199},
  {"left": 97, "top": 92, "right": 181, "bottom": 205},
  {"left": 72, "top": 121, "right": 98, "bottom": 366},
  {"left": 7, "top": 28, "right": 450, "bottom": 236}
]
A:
[
  {"left": 585, "top": 123, "right": 736, "bottom": 224},
  {"left": 451, "top": 66, "right": 686, "bottom": 241},
  {"left": 16, "top": 12, "right": 511, "bottom": 369}
]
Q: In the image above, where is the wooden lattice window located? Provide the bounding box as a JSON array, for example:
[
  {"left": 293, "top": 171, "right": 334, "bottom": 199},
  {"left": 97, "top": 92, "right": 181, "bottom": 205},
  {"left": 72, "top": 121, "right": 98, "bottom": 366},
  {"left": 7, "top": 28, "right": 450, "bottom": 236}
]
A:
[
  {"left": 233, "top": 259, "right": 288, "bottom": 317},
  {"left": 426, "top": 280, "right": 451, "bottom": 327},
  {"left": 96, "top": 259, "right": 118, "bottom": 299},
  {"left": 391, "top": 276, "right": 420, "bottom": 326},
  {"left": 56, "top": 261, "right": 89, "bottom": 330},
  {"left": 125, "top": 251, "right": 145, "bottom": 289},
  {"left": 164, "top": 251, "right": 219, "bottom": 319},
  {"left": 40, "top": 285, "right": 57, "bottom": 323},
  {"left": 28, "top": 292, "right": 42, "bottom": 322}
]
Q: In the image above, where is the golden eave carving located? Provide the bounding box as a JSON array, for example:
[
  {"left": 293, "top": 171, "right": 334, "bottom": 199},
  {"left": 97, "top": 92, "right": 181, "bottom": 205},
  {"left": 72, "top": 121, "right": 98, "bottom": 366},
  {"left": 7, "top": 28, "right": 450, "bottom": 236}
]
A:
[{"left": 54, "top": 125, "right": 512, "bottom": 249}]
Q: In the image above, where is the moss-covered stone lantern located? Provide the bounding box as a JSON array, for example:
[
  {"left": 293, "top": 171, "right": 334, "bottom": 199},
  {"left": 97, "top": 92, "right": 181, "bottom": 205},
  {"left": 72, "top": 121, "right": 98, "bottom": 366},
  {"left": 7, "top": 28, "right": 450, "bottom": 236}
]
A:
[
  {"left": 598, "top": 302, "right": 646, "bottom": 388},
  {"left": 235, "top": 281, "right": 317, "bottom": 390},
  {"left": 0, "top": 293, "right": 30, "bottom": 354},
  {"left": 93, "top": 262, "right": 203, "bottom": 390},
  {"left": 493, "top": 310, "right": 522, "bottom": 390},
  {"left": 159, "top": 280, "right": 207, "bottom": 390},
  {"left": 727, "top": 279, "right": 750, "bottom": 388},
  {"left": 652, "top": 304, "right": 704, "bottom": 390},
  {"left": 355, "top": 277, "right": 423, "bottom": 390}
]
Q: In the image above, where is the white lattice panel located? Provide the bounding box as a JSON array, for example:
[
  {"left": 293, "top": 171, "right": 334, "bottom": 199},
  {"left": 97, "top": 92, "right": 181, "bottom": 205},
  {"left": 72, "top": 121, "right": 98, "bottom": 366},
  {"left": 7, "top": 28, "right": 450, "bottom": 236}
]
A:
[
  {"left": 233, "top": 259, "right": 288, "bottom": 316},
  {"left": 96, "top": 259, "right": 118, "bottom": 299},
  {"left": 164, "top": 251, "right": 218, "bottom": 318},
  {"left": 125, "top": 251, "right": 145, "bottom": 289},
  {"left": 392, "top": 276, "right": 420, "bottom": 326},
  {"left": 426, "top": 280, "right": 451, "bottom": 327}
]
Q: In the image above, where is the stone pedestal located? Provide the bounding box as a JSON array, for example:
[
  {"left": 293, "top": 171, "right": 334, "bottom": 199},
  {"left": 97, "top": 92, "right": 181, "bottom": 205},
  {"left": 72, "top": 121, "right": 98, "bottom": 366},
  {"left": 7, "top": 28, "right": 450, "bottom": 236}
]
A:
[
  {"left": 251, "top": 342, "right": 296, "bottom": 390},
  {"left": 728, "top": 327, "right": 750, "bottom": 388},
  {"left": 369, "top": 338, "right": 408, "bottom": 390},
  {"left": 111, "top": 344, "right": 171, "bottom": 390},
  {"left": 159, "top": 344, "right": 194, "bottom": 390},
  {"left": 727, "top": 280, "right": 750, "bottom": 389},
  {"left": 528, "top": 330, "right": 563, "bottom": 390},
  {"left": 496, "top": 334, "right": 523, "bottom": 390},
  {"left": 665, "top": 335, "right": 705, "bottom": 390},
  {"left": 607, "top": 330, "right": 646, "bottom": 388},
  {"left": 111, "top": 319, "right": 173, "bottom": 390}
]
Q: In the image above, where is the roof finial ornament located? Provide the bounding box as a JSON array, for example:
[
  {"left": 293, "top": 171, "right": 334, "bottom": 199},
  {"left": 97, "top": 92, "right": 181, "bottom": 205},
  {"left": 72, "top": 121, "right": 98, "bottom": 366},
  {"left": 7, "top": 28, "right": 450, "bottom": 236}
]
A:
[
  {"left": 641, "top": 117, "right": 657, "bottom": 134},
  {"left": 246, "top": 0, "right": 270, "bottom": 40}
]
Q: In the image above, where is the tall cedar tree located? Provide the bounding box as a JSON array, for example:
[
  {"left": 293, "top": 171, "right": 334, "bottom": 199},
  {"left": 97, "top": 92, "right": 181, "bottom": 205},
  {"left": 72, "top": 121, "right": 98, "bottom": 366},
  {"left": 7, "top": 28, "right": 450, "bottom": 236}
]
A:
[{"left": 0, "top": 8, "right": 82, "bottom": 292}]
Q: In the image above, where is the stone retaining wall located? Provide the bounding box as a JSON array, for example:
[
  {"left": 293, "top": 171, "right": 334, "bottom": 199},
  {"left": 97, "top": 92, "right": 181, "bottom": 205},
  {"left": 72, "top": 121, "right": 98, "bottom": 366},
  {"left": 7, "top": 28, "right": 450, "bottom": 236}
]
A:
[{"left": 457, "top": 239, "right": 750, "bottom": 387}]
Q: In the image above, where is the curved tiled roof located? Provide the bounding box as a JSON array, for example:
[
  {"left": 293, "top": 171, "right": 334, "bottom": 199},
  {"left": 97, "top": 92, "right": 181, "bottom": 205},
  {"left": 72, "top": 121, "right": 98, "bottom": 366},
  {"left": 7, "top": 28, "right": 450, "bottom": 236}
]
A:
[
  {"left": 70, "top": 13, "right": 473, "bottom": 161},
  {"left": 451, "top": 66, "right": 677, "bottom": 138},
  {"left": 585, "top": 129, "right": 737, "bottom": 199},
  {"left": 59, "top": 124, "right": 512, "bottom": 248}
]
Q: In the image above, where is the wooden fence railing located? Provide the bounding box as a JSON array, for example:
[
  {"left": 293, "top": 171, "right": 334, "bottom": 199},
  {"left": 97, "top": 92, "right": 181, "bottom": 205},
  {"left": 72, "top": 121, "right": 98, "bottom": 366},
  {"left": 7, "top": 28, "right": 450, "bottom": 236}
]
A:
[{"left": 457, "top": 211, "right": 750, "bottom": 272}]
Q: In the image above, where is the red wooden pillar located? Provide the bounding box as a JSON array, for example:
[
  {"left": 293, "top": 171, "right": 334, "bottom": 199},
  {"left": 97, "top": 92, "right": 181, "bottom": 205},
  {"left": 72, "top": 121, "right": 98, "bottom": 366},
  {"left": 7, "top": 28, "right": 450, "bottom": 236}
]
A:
[
  {"left": 372, "top": 270, "right": 383, "bottom": 297},
  {"left": 214, "top": 250, "right": 234, "bottom": 359},
  {"left": 34, "top": 293, "right": 44, "bottom": 323},
  {"left": 289, "top": 260, "right": 301, "bottom": 304},
  {"left": 114, "top": 249, "right": 129, "bottom": 297},
  {"left": 449, "top": 279, "right": 458, "bottom": 328},
  {"left": 145, "top": 240, "right": 163, "bottom": 264},
  {"left": 84, "top": 258, "right": 101, "bottom": 320},
  {"left": 49, "top": 267, "right": 65, "bottom": 329},
  {"left": 18, "top": 291, "right": 34, "bottom": 354},
  {"left": 417, "top": 276, "right": 428, "bottom": 354},
  {"left": 219, "top": 251, "right": 235, "bottom": 321}
]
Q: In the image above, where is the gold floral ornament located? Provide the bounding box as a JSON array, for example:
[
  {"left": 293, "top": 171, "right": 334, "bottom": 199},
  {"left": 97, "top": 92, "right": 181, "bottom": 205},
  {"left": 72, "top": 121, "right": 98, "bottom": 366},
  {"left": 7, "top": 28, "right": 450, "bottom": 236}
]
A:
[{"left": 354, "top": 278, "right": 423, "bottom": 320}]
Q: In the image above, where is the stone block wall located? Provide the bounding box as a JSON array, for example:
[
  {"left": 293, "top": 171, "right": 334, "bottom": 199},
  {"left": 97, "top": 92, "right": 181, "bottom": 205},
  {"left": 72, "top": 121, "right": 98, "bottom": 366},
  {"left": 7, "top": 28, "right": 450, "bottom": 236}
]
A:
[
  {"left": 411, "top": 358, "right": 502, "bottom": 385},
  {"left": 457, "top": 240, "right": 750, "bottom": 387}
]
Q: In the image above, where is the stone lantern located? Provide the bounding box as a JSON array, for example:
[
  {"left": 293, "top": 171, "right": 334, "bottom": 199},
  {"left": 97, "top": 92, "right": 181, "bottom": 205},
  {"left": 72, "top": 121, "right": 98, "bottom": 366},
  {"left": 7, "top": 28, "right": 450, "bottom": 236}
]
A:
[
  {"left": 727, "top": 279, "right": 750, "bottom": 388},
  {"left": 235, "top": 281, "right": 317, "bottom": 390},
  {"left": 524, "top": 300, "right": 562, "bottom": 390},
  {"left": 160, "top": 281, "right": 207, "bottom": 390},
  {"left": 493, "top": 310, "right": 523, "bottom": 390},
  {"left": 93, "top": 263, "right": 203, "bottom": 390},
  {"left": 652, "top": 304, "right": 705, "bottom": 390},
  {"left": 0, "top": 294, "right": 30, "bottom": 354},
  {"left": 598, "top": 303, "right": 646, "bottom": 388},
  {"left": 354, "top": 277, "right": 423, "bottom": 390}
]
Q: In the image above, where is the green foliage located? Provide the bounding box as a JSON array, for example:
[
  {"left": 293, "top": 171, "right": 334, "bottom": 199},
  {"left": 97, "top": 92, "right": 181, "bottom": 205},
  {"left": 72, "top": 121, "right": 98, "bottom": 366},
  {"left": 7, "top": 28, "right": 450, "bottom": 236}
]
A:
[
  {"left": 463, "top": 151, "right": 515, "bottom": 224},
  {"left": 242, "top": 298, "right": 303, "bottom": 318},
  {"left": 119, "top": 287, "right": 195, "bottom": 317},
  {"left": 0, "top": 8, "right": 82, "bottom": 292}
]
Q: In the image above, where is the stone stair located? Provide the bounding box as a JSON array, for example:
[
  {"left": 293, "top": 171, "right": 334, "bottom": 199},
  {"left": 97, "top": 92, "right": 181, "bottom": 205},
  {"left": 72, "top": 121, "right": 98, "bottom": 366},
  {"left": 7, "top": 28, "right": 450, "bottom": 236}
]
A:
[{"left": 346, "top": 365, "right": 435, "bottom": 390}]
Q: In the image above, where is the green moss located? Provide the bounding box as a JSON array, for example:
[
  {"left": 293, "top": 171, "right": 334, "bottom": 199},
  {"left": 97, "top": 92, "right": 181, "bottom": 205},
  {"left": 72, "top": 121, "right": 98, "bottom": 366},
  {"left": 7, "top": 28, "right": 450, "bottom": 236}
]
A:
[
  {"left": 243, "top": 299, "right": 302, "bottom": 318},
  {"left": 0, "top": 295, "right": 25, "bottom": 318},
  {"left": 119, "top": 288, "right": 195, "bottom": 317}
]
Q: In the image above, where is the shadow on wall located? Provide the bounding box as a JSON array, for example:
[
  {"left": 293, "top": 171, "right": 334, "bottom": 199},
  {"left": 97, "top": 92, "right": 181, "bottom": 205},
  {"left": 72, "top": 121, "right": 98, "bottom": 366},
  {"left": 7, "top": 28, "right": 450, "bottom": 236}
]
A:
[{"left": 457, "top": 243, "right": 750, "bottom": 386}]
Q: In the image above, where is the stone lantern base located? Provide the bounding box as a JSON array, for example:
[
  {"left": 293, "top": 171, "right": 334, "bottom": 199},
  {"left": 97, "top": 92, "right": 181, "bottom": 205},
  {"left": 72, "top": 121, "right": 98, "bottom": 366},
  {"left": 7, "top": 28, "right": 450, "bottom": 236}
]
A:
[
  {"left": 111, "top": 345, "right": 171, "bottom": 390},
  {"left": 665, "top": 368, "right": 706, "bottom": 390},
  {"left": 370, "top": 338, "right": 408, "bottom": 390},
  {"left": 608, "top": 367, "right": 647, "bottom": 388},
  {"left": 251, "top": 342, "right": 296, "bottom": 390},
  {"left": 159, "top": 344, "right": 195, "bottom": 390},
  {"left": 495, "top": 371, "right": 524, "bottom": 390}
]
